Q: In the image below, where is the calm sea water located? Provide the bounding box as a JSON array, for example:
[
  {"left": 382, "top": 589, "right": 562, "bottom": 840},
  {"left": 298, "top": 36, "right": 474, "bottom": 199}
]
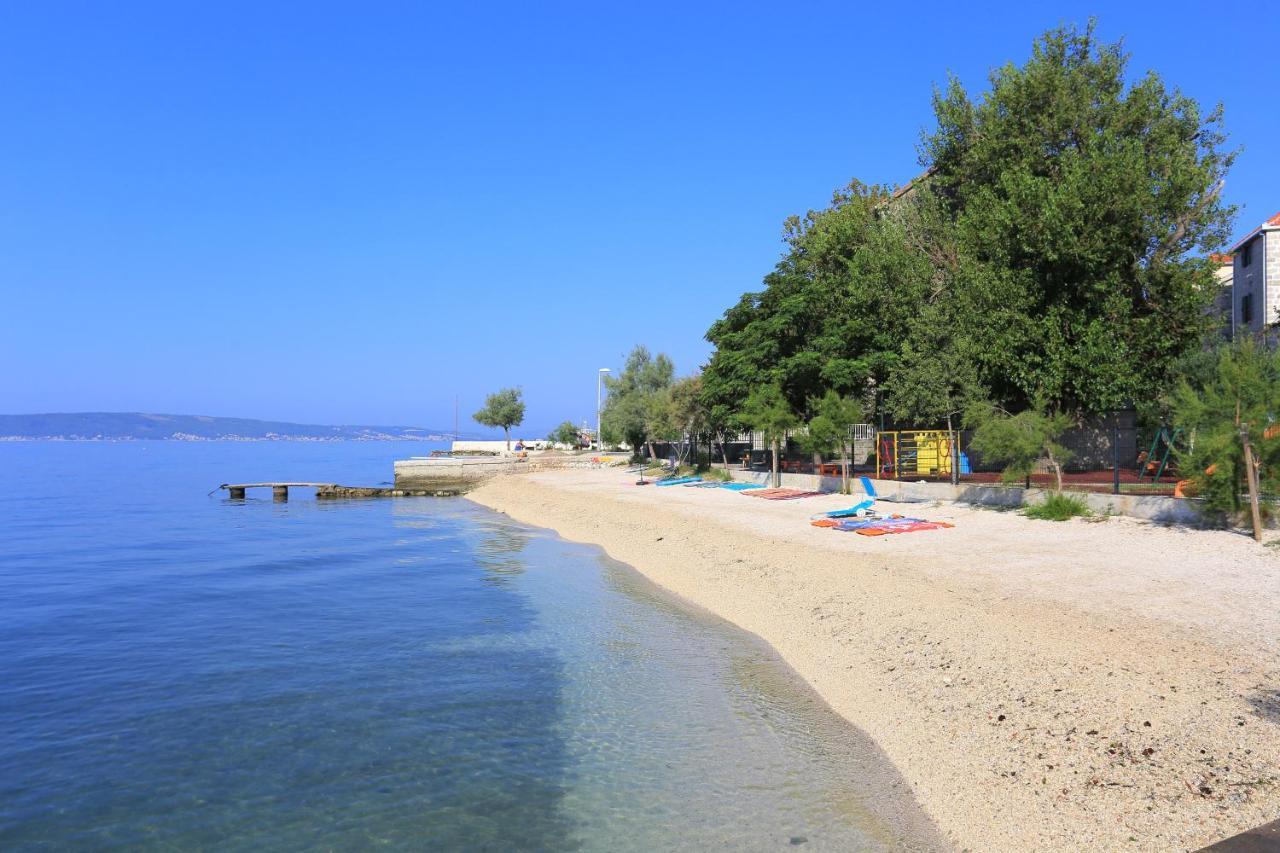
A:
[{"left": 0, "top": 442, "right": 940, "bottom": 851}]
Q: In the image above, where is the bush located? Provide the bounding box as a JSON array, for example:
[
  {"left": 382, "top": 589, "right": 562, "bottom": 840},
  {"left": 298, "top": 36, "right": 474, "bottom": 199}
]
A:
[{"left": 1023, "top": 492, "right": 1092, "bottom": 521}]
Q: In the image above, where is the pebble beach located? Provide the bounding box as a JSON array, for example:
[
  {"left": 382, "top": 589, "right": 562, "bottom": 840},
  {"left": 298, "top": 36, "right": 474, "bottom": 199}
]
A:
[{"left": 470, "top": 468, "right": 1280, "bottom": 852}]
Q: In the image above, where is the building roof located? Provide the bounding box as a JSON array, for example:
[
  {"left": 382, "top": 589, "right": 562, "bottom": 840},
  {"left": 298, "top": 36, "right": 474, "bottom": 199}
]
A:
[
  {"left": 1229, "top": 210, "right": 1280, "bottom": 252},
  {"left": 1210, "top": 252, "right": 1234, "bottom": 265}
]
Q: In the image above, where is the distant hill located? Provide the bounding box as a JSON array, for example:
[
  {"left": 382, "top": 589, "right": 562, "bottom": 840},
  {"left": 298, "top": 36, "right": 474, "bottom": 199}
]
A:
[{"left": 0, "top": 413, "right": 461, "bottom": 441}]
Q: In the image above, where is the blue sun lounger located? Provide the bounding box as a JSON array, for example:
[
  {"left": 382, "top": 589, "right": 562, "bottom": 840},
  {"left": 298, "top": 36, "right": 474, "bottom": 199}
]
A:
[
  {"left": 822, "top": 498, "right": 876, "bottom": 518},
  {"left": 655, "top": 476, "right": 701, "bottom": 487},
  {"left": 859, "top": 476, "right": 928, "bottom": 504}
]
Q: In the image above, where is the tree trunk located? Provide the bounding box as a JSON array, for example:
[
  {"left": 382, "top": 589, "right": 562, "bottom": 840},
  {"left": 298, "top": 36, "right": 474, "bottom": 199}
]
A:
[
  {"left": 840, "top": 442, "right": 850, "bottom": 495},
  {"left": 947, "top": 413, "right": 959, "bottom": 487},
  {"left": 504, "top": 427, "right": 510, "bottom": 451},
  {"left": 771, "top": 437, "right": 780, "bottom": 488},
  {"left": 1241, "top": 424, "right": 1264, "bottom": 543},
  {"left": 1040, "top": 439, "right": 1064, "bottom": 492},
  {"left": 646, "top": 440, "right": 657, "bottom": 464}
]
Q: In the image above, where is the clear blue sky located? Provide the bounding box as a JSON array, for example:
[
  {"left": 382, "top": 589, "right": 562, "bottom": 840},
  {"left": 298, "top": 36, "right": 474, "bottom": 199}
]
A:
[{"left": 3, "top": 2, "right": 1277, "bottom": 435}]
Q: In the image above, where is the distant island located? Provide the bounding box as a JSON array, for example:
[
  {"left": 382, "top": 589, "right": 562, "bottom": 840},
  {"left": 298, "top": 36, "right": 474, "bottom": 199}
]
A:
[{"left": 0, "top": 413, "right": 460, "bottom": 442}]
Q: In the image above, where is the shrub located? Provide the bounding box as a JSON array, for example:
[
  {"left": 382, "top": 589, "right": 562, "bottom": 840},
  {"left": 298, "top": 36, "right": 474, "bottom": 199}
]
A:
[
  {"left": 1023, "top": 492, "right": 1092, "bottom": 521},
  {"left": 968, "top": 404, "right": 1073, "bottom": 490}
]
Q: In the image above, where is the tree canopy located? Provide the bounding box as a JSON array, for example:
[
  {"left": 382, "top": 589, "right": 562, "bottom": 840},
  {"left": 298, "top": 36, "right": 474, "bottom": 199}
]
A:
[
  {"left": 738, "top": 383, "right": 799, "bottom": 486},
  {"left": 473, "top": 387, "right": 525, "bottom": 450},
  {"left": 547, "top": 420, "right": 581, "bottom": 448},
  {"left": 703, "top": 21, "right": 1237, "bottom": 440},
  {"left": 601, "top": 346, "right": 675, "bottom": 457},
  {"left": 923, "top": 21, "right": 1235, "bottom": 415}
]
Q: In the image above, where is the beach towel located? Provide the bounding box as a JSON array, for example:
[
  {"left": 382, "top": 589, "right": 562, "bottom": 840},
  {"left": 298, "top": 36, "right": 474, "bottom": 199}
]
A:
[
  {"left": 746, "top": 488, "right": 824, "bottom": 500},
  {"left": 831, "top": 516, "right": 953, "bottom": 536},
  {"left": 831, "top": 517, "right": 900, "bottom": 531},
  {"left": 719, "top": 482, "right": 765, "bottom": 491},
  {"left": 855, "top": 520, "right": 953, "bottom": 536}
]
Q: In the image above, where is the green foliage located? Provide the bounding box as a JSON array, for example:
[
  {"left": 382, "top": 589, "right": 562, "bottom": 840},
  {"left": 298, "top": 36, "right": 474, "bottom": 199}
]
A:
[
  {"left": 738, "top": 383, "right": 799, "bottom": 444},
  {"left": 968, "top": 404, "right": 1073, "bottom": 490},
  {"left": 1172, "top": 340, "right": 1280, "bottom": 517},
  {"left": 698, "top": 466, "right": 733, "bottom": 482},
  {"left": 473, "top": 387, "right": 526, "bottom": 449},
  {"left": 738, "top": 383, "right": 799, "bottom": 486},
  {"left": 887, "top": 313, "right": 981, "bottom": 427},
  {"left": 547, "top": 420, "right": 580, "bottom": 448},
  {"left": 601, "top": 346, "right": 674, "bottom": 453},
  {"left": 1024, "top": 492, "right": 1093, "bottom": 521},
  {"left": 703, "top": 180, "right": 923, "bottom": 420},
  {"left": 669, "top": 375, "right": 708, "bottom": 437},
  {"left": 923, "top": 21, "right": 1235, "bottom": 415},
  {"left": 799, "top": 390, "right": 864, "bottom": 491},
  {"left": 704, "top": 21, "right": 1237, "bottom": 438}
]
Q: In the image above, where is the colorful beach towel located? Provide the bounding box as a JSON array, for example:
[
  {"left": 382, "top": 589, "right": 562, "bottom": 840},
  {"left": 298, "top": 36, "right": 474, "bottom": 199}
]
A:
[
  {"left": 719, "top": 482, "right": 765, "bottom": 491},
  {"left": 828, "top": 516, "right": 953, "bottom": 536},
  {"left": 746, "top": 488, "right": 824, "bottom": 500}
]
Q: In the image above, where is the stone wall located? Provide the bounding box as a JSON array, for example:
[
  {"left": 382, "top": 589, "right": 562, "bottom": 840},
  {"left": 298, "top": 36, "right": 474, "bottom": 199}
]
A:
[
  {"left": 732, "top": 471, "right": 1209, "bottom": 526},
  {"left": 394, "top": 456, "right": 523, "bottom": 490}
]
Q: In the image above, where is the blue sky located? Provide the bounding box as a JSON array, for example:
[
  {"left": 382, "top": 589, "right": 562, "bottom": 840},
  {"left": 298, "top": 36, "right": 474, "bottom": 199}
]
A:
[{"left": 3, "top": 2, "right": 1277, "bottom": 435}]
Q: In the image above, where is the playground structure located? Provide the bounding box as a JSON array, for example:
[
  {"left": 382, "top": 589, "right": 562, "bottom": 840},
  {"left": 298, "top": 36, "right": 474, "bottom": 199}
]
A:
[
  {"left": 1138, "top": 426, "right": 1181, "bottom": 483},
  {"left": 876, "top": 430, "right": 968, "bottom": 480}
]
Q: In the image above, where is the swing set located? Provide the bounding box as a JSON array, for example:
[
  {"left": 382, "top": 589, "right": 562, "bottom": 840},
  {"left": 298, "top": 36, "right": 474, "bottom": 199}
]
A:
[{"left": 1138, "top": 426, "right": 1181, "bottom": 483}]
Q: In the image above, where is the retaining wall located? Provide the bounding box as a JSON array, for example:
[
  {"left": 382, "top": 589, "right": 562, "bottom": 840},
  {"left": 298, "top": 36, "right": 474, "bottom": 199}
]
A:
[
  {"left": 732, "top": 471, "right": 1208, "bottom": 526},
  {"left": 394, "top": 456, "right": 522, "bottom": 490}
]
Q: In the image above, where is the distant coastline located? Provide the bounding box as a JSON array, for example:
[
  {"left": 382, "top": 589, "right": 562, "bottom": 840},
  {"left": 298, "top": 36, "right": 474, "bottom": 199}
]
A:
[{"left": 0, "top": 412, "right": 458, "bottom": 442}]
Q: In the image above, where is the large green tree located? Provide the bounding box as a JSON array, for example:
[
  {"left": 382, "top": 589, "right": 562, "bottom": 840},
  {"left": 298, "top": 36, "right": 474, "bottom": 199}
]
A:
[
  {"left": 601, "top": 346, "right": 674, "bottom": 460},
  {"left": 922, "top": 21, "right": 1235, "bottom": 416},
  {"left": 703, "top": 181, "right": 928, "bottom": 423},
  {"left": 473, "top": 387, "right": 526, "bottom": 451},
  {"left": 704, "top": 20, "right": 1237, "bottom": 470}
]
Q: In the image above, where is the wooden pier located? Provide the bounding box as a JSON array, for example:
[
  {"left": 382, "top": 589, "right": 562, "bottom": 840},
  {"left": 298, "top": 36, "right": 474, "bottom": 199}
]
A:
[{"left": 218, "top": 483, "right": 460, "bottom": 500}]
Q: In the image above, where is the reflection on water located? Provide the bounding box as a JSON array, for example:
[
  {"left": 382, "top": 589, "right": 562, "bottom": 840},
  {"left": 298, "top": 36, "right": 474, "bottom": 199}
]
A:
[
  {"left": 475, "top": 519, "right": 532, "bottom": 584},
  {"left": 0, "top": 442, "right": 942, "bottom": 852}
]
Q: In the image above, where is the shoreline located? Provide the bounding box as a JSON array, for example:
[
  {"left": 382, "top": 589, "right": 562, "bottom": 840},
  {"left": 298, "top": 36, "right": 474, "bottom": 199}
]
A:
[{"left": 469, "top": 469, "right": 1280, "bottom": 852}]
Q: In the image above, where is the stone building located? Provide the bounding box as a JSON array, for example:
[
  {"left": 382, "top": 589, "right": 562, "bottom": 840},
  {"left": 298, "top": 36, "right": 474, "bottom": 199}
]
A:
[{"left": 1228, "top": 211, "right": 1280, "bottom": 343}]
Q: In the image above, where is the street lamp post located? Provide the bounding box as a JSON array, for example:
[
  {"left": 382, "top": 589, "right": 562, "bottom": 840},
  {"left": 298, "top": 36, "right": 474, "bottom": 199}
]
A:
[{"left": 597, "top": 368, "right": 611, "bottom": 451}]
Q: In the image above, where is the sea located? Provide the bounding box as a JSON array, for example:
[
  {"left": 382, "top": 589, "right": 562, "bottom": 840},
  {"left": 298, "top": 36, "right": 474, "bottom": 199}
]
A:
[{"left": 0, "top": 441, "right": 940, "bottom": 851}]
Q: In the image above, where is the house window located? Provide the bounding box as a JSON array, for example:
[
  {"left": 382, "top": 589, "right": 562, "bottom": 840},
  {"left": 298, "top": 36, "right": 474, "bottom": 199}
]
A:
[
  {"left": 1242, "top": 293, "right": 1254, "bottom": 324},
  {"left": 1242, "top": 242, "right": 1253, "bottom": 267}
]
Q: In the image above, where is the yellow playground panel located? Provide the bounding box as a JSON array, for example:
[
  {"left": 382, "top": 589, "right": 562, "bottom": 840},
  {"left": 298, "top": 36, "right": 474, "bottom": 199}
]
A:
[{"left": 876, "top": 430, "right": 960, "bottom": 479}]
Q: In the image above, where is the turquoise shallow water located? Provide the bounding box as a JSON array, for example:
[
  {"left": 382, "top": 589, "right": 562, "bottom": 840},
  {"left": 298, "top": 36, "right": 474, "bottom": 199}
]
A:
[{"left": 0, "top": 442, "right": 940, "bottom": 851}]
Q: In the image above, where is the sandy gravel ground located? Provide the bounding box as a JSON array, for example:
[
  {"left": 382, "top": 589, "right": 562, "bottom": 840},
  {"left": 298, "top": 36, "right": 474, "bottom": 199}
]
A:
[{"left": 469, "top": 469, "right": 1280, "bottom": 852}]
